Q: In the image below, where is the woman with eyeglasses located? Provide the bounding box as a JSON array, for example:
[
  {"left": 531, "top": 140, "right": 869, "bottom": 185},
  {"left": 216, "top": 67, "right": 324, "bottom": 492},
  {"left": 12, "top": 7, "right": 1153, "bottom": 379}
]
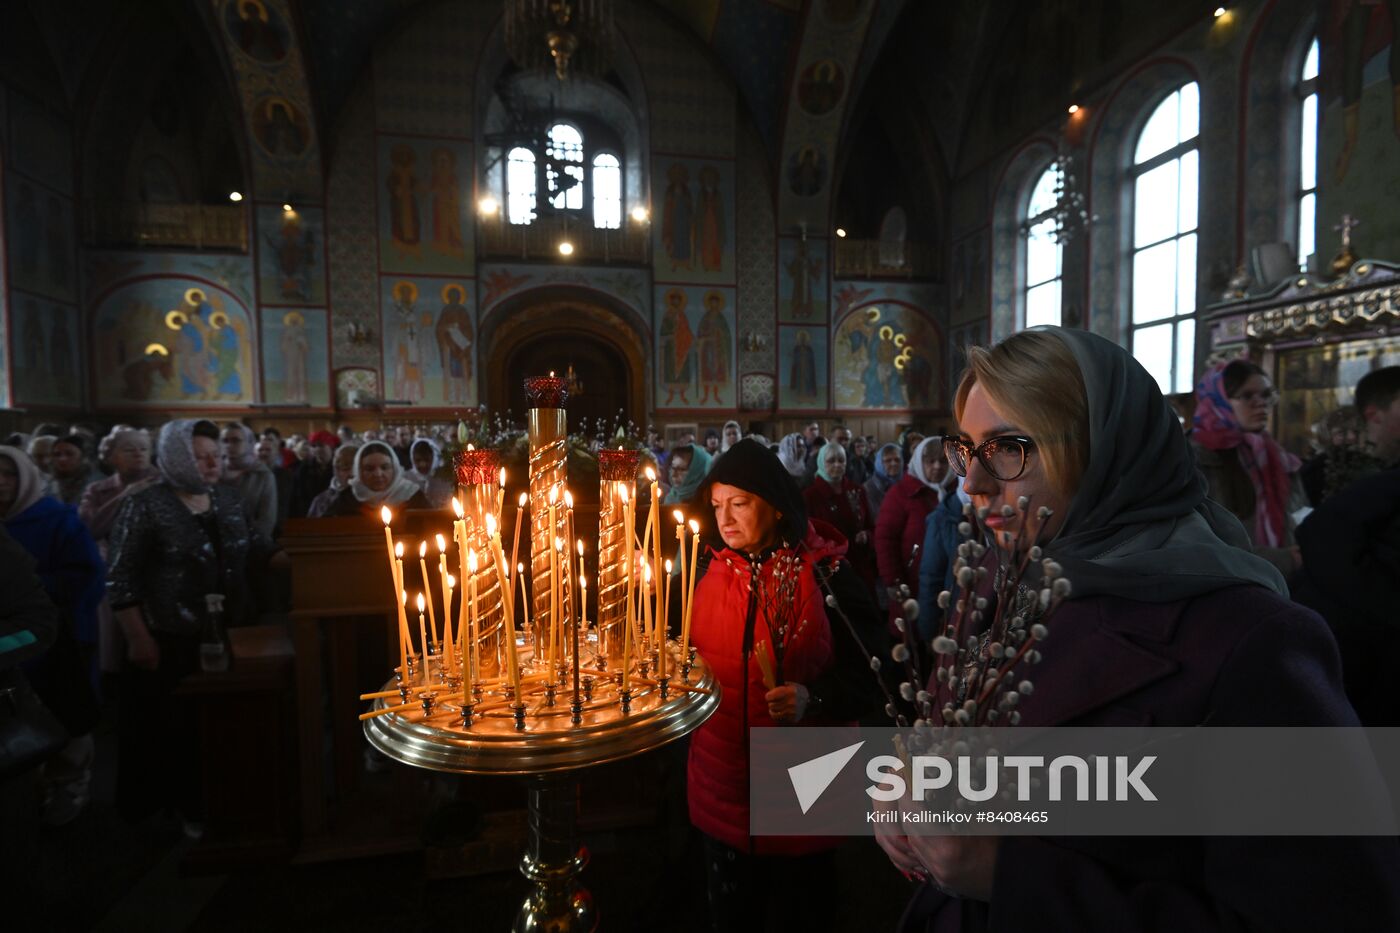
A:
[
  {"left": 1190, "top": 360, "right": 1307, "bottom": 576},
  {"left": 882, "top": 328, "right": 1399, "bottom": 932}
]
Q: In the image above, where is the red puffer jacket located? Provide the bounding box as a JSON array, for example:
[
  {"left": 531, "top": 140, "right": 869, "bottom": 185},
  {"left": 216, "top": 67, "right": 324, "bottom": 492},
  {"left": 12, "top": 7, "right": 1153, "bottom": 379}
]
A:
[{"left": 687, "top": 519, "right": 850, "bottom": 855}]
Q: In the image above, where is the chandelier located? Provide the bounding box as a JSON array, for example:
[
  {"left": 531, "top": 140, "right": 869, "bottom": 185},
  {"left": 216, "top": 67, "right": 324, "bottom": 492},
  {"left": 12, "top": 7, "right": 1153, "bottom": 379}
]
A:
[
  {"left": 1018, "top": 142, "right": 1095, "bottom": 245},
  {"left": 504, "top": 0, "right": 614, "bottom": 81}
]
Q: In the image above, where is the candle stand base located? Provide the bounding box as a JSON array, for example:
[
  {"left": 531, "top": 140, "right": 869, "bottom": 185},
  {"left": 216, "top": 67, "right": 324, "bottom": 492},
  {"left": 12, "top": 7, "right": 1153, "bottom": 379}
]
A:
[{"left": 514, "top": 773, "right": 595, "bottom": 933}]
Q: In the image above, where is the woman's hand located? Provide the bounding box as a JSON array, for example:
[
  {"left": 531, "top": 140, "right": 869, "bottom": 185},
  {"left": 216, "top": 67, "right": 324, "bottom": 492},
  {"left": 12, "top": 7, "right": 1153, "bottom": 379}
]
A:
[
  {"left": 872, "top": 797, "right": 925, "bottom": 880},
  {"left": 127, "top": 630, "right": 161, "bottom": 671},
  {"left": 903, "top": 834, "right": 1000, "bottom": 901},
  {"left": 764, "top": 683, "right": 810, "bottom": 723}
]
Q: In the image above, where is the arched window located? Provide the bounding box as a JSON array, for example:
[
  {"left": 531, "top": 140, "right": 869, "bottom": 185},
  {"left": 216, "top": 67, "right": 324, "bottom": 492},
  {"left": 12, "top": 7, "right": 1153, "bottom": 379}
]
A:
[
  {"left": 1129, "top": 82, "right": 1199, "bottom": 395},
  {"left": 1296, "top": 38, "right": 1319, "bottom": 270},
  {"left": 1023, "top": 164, "right": 1062, "bottom": 329},
  {"left": 506, "top": 146, "right": 537, "bottom": 225},
  {"left": 546, "top": 122, "right": 584, "bottom": 212},
  {"left": 592, "top": 152, "right": 621, "bottom": 229}
]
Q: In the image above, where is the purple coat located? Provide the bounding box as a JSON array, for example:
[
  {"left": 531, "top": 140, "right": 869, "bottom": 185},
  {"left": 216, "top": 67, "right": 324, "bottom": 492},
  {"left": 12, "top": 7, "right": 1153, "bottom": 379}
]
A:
[{"left": 903, "top": 583, "right": 1400, "bottom": 932}]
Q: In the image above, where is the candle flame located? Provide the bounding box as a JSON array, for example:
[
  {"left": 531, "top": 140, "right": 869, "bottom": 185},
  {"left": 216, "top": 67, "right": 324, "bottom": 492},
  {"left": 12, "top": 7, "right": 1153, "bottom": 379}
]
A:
[
  {"left": 468, "top": 550, "right": 478, "bottom": 572},
  {"left": 447, "top": 574, "right": 456, "bottom": 589},
  {"left": 436, "top": 533, "right": 447, "bottom": 552},
  {"left": 549, "top": 370, "right": 555, "bottom": 377},
  {"left": 665, "top": 559, "right": 673, "bottom": 573},
  {"left": 518, "top": 491, "right": 528, "bottom": 507},
  {"left": 467, "top": 443, "right": 474, "bottom": 451},
  {"left": 499, "top": 467, "right": 506, "bottom": 487},
  {"left": 416, "top": 593, "right": 425, "bottom": 612},
  {"left": 518, "top": 562, "right": 525, "bottom": 574},
  {"left": 643, "top": 562, "right": 653, "bottom": 582},
  {"left": 563, "top": 490, "right": 573, "bottom": 509},
  {"left": 645, "top": 465, "right": 656, "bottom": 481},
  {"left": 555, "top": 536, "right": 563, "bottom": 551},
  {"left": 401, "top": 589, "right": 407, "bottom": 605},
  {"left": 380, "top": 505, "right": 393, "bottom": 525},
  {"left": 395, "top": 542, "right": 404, "bottom": 558},
  {"left": 620, "top": 485, "right": 629, "bottom": 503},
  {"left": 688, "top": 519, "right": 700, "bottom": 534},
  {"left": 452, "top": 497, "right": 464, "bottom": 518},
  {"left": 673, "top": 509, "right": 684, "bottom": 524},
  {"left": 549, "top": 485, "right": 559, "bottom": 504},
  {"left": 576, "top": 539, "right": 584, "bottom": 556},
  {"left": 485, "top": 513, "right": 498, "bottom": 537},
  {"left": 418, "top": 540, "right": 427, "bottom": 558}
]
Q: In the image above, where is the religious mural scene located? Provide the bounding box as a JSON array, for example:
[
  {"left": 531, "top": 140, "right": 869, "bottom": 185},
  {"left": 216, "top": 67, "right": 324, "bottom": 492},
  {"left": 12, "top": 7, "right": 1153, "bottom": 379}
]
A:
[{"left": 3, "top": 0, "right": 1400, "bottom": 928}]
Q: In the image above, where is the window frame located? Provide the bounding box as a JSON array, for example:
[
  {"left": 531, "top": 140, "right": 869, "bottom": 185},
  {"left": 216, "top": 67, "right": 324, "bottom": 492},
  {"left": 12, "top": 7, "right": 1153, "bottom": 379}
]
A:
[
  {"left": 1126, "top": 82, "right": 1201, "bottom": 396},
  {"left": 590, "top": 149, "right": 624, "bottom": 230},
  {"left": 1020, "top": 160, "right": 1064, "bottom": 330},
  {"left": 1295, "top": 36, "right": 1320, "bottom": 271}
]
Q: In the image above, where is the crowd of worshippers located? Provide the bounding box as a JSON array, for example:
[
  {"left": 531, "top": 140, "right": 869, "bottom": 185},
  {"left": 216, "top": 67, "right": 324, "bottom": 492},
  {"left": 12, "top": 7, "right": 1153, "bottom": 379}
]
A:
[{"left": 0, "top": 360, "right": 1397, "bottom": 841}]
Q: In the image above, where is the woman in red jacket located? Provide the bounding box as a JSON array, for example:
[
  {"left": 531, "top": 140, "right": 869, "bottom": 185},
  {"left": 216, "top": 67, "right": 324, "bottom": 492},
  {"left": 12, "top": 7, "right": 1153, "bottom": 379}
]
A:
[
  {"left": 874, "top": 437, "right": 949, "bottom": 619},
  {"left": 802, "top": 440, "right": 877, "bottom": 598},
  {"left": 688, "top": 438, "right": 884, "bottom": 932}
]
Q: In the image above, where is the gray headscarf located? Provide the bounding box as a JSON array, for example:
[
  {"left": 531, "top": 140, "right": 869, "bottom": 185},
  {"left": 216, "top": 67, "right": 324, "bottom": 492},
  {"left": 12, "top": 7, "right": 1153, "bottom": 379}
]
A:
[
  {"left": 157, "top": 419, "right": 215, "bottom": 494},
  {"left": 1035, "top": 326, "right": 1286, "bottom": 601}
]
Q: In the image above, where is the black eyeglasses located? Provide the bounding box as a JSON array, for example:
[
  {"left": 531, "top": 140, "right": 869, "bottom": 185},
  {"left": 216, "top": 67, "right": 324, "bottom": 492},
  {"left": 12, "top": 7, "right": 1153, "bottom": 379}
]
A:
[{"left": 943, "top": 435, "right": 1036, "bottom": 482}]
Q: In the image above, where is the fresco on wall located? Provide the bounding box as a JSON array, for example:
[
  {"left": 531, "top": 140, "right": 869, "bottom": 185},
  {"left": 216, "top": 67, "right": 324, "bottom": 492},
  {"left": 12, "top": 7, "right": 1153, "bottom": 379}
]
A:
[
  {"left": 11, "top": 298, "right": 81, "bottom": 408},
  {"left": 951, "top": 231, "right": 989, "bottom": 319},
  {"left": 251, "top": 95, "right": 311, "bottom": 158},
  {"left": 778, "top": 325, "right": 828, "bottom": 411},
  {"left": 778, "top": 237, "right": 828, "bottom": 322},
  {"left": 85, "top": 251, "right": 255, "bottom": 309},
  {"left": 786, "top": 145, "right": 828, "bottom": 197},
  {"left": 833, "top": 304, "right": 942, "bottom": 411},
  {"left": 797, "top": 60, "right": 846, "bottom": 116},
  {"left": 380, "top": 277, "right": 477, "bottom": 408},
  {"left": 258, "top": 204, "right": 324, "bottom": 305},
  {"left": 6, "top": 93, "right": 73, "bottom": 194},
  {"left": 1318, "top": 2, "right": 1400, "bottom": 262},
  {"left": 336, "top": 367, "right": 380, "bottom": 409},
  {"left": 378, "top": 136, "right": 474, "bottom": 276},
  {"left": 261, "top": 307, "right": 329, "bottom": 406},
  {"left": 655, "top": 285, "right": 735, "bottom": 408},
  {"left": 653, "top": 158, "right": 734, "bottom": 284},
  {"left": 223, "top": 0, "right": 291, "bottom": 64},
  {"left": 5, "top": 174, "right": 76, "bottom": 303},
  {"left": 478, "top": 263, "right": 648, "bottom": 321},
  {"left": 92, "top": 279, "right": 255, "bottom": 407}
]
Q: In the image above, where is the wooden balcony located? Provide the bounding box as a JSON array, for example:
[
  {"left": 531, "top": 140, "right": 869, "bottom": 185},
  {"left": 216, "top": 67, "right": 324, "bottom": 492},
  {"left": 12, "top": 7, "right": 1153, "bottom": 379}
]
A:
[
  {"left": 85, "top": 201, "right": 248, "bottom": 251},
  {"left": 477, "top": 215, "right": 649, "bottom": 264},
  {"left": 833, "top": 238, "right": 939, "bottom": 279}
]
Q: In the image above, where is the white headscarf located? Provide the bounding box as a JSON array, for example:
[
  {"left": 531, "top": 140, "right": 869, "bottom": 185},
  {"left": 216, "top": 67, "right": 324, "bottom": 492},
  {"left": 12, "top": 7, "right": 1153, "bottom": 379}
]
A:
[
  {"left": 405, "top": 437, "right": 441, "bottom": 491},
  {"left": 777, "top": 433, "right": 806, "bottom": 477},
  {"left": 350, "top": 441, "right": 422, "bottom": 506},
  {"left": 906, "top": 436, "right": 945, "bottom": 490},
  {"left": 720, "top": 420, "right": 742, "bottom": 453}
]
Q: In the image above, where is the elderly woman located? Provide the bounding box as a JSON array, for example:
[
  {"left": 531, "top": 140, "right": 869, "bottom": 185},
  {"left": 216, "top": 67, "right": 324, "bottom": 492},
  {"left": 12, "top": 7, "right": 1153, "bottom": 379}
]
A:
[
  {"left": 1191, "top": 360, "right": 1307, "bottom": 576},
  {"left": 49, "top": 435, "right": 103, "bottom": 507},
  {"left": 882, "top": 327, "right": 1400, "bottom": 931},
  {"left": 864, "top": 442, "right": 903, "bottom": 518},
  {"left": 79, "top": 429, "right": 158, "bottom": 543},
  {"left": 802, "top": 441, "right": 877, "bottom": 595},
  {"left": 720, "top": 419, "right": 742, "bottom": 453},
  {"left": 307, "top": 443, "right": 359, "bottom": 518},
  {"left": 27, "top": 435, "right": 55, "bottom": 475},
  {"left": 107, "top": 419, "right": 284, "bottom": 825},
  {"left": 874, "top": 438, "right": 949, "bottom": 626},
  {"left": 687, "top": 438, "right": 884, "bottom": 931},
  {"left": 0, "top": 446, "right": 105, "bottom": 826},
  {"left": 322, "top": 440, "right": 431, "bottom": 517},
  {"left": 662, "top": 442, "right": 712, "bottom": 506}
]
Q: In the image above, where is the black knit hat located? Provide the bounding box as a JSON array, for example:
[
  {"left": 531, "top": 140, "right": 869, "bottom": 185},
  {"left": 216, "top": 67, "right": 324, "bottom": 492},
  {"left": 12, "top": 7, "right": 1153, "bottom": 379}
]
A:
[{"left": 696, "top": 438, "right": 808, "bottom": 547}]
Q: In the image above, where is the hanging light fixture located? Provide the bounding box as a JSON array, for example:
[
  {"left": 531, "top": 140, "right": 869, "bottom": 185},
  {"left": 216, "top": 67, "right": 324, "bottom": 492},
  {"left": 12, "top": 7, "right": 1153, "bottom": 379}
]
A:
[
  {"left": 1018, "top": 141, "right": 1096, "bottom": 245},
  {"left": 504, "top": 0, "right": 614, "bottom": 81}
]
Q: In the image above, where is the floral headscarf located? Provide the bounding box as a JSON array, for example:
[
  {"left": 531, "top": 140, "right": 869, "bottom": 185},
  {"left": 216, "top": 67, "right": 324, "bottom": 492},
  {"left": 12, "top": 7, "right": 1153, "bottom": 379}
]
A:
[
  {"left": 1192, "top": 363, "right": 1301, "bottom": 548},
  {"left": 157, "top": 419, "right": 217, "bottom": 494}
]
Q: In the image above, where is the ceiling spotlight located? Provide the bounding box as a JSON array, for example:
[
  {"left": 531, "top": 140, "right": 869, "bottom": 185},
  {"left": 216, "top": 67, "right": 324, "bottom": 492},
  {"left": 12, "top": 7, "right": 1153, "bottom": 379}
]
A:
[
  {"left": 630, "top": 206, "right": 649, "bottom": 223},
  {"left": 835, "top": 227, "right": 848, "bottom": 238},
  {"left": 478, "top": 196, "right": 499, "bottom": 216},
  {"left": 558, "top": 241, "right": 574, "bottom": 256},
  {"left": 1213, "top": 5, "right": 1226, "bottom": 17},
  {"left": 1067, "top": 104, "right": 1080, "bottom": 115},
  {"left": 282, "top": 203, "right": 293, "bottom": 212},
  {"left": 228, "top": 191, "right": 243, "bottom": 202}
]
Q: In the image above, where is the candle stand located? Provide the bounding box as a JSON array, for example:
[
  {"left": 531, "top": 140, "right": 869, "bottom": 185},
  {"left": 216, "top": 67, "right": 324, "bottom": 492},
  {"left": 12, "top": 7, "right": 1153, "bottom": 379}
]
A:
[{"left": 363, "top": 647, "right": 718, "bottom": 932}]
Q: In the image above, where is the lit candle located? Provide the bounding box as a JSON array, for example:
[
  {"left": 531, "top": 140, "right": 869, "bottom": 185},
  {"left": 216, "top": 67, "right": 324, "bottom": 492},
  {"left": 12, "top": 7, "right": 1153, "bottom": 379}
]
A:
[
  {"left": 485, "top": 513, "right": 522, "bottom": 697},
  {"left": 416, "top": 594, "right": 429, "bottom": 688},
  {"left": 674, "top": 511, "right": 688, "bottom": 652},
  {"left": 548, "top": 486, "right": 559, "bottom": 669},
  {"left": 452, "top": 498, "right": 469, "bottom": 681},
  {"left": 662, "top": 558, "right": 673, "bottom": 680},
  {"left": 621, "top": 486, "right": 633, "bottom": 692},
  {"left": 510, "top": 492, "right": 527, "bottom": 606},
  {"left": 642, "top": 561, "right": 654, "bottom": 660},
  {"left": 646, "top": 467, "right": 662, "bottom": 643},
  {"left": 517, "top": 562, "right": 532, "bottom": 647},
  {"left": 437, "top": 535, "right": 452, "bottom": 668},
  {"left": 682, "top": 519, "right": 701, "bottom": 660},
  {"left": 394, "top": 542, "right": 410, "bottom": 676},
  {"left": 465, "top": 549, "right": 479, "bottom": 703},
  {"left": 418, "top": 542, "right": 437, "bottom": 656},
  {"left": 575, "top": 573, "right": 585, "bottom": 703},
  {"left": 497, "top": 467, "right": 507, "bottom": 523}
]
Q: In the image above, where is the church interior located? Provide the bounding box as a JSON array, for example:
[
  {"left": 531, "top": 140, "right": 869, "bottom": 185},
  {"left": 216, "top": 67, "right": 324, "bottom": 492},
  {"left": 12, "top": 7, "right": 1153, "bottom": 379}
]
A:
[{"left": 3, "top": 0, "right": 1400, "bottom": 929}]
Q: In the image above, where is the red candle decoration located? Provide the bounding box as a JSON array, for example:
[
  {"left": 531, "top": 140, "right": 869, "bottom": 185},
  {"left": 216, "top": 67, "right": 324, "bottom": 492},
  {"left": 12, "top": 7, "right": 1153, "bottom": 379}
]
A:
[
  {"left": 454, "top": 448, "right": 501, "bottom": 486},
  {"left": 524, "top": 375, "right": 569, "bottom": 409},
  {"left": 597, "top": 447, "right": 642, "bottom": 481}
]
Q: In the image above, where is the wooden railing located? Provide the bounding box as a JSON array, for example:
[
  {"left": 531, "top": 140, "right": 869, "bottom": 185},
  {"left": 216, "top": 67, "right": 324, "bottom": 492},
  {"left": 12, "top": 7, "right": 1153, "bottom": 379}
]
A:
[
  {"left": 84, "top": 201, "right": 248, "bottom": 251},
  {"left": 477, "top": 216, "right": 649, "bottom": 264},
  {"left": 833, "top": 238, "right": 939, "bottom": 278}
]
